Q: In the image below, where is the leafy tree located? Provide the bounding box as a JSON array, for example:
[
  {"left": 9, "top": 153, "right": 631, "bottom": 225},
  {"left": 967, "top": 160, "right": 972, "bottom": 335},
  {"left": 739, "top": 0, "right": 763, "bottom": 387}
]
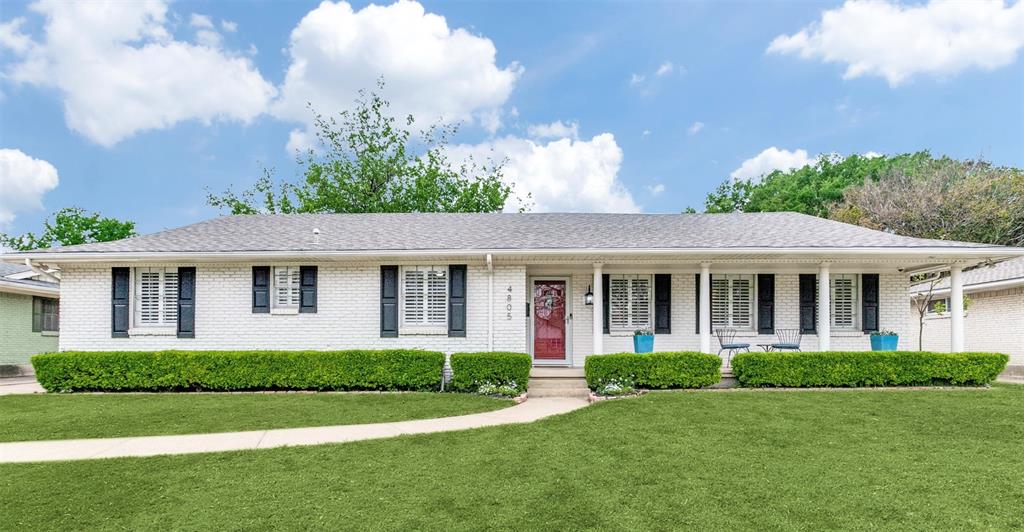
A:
[
  {"left": 831, "top": 158, "right": 1024, "bottom": 246},
  {"left": 209, "top": 81, "right": 523, "bottom": 214},
  {"left": 0, "top": 207, "right": 137, "bottom": 251},
  {"left": 704, "top": 152, "right": 934, "bottom": 216}
]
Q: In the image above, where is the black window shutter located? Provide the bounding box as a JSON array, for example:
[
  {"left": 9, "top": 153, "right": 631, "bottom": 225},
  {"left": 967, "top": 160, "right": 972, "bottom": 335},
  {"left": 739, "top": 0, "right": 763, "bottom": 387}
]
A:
[
  {"left": 799, "top": 274, "right": 817, "bottom": 334},
  {"left": 299, "top": 266, "right": 317, "bottom": 313},
  {"left": 111, "top": 267, "right": 130, "bottom": 338},
  {"left": 448, "top": 265, "right": 467, "bottom": 337},
  {"left": 380, "top": 265, "right": 399, "bottom": 337},
  {"left": 252, "top": 266, "right": 270, "bottom": 313},
  {"left": 32, "top": 296, "right": 42, "bottom": 332},
  {"left": 602, "top": 273, "right": 610, "bottom": 334},
  {"left": 862, "top": 273, "right": 879, "bottom": 333},
  {"left": 694, "top": 274, "right": 701, "bottom": 334},
  {"left": 757, "top": 274, "right": 775, "bottom": 334},
  {"left": 177, "top": 267, "right": 196, "bottom": 338},
  {"left": 654, "top": 274, "right": 671, "bottom": 334}
]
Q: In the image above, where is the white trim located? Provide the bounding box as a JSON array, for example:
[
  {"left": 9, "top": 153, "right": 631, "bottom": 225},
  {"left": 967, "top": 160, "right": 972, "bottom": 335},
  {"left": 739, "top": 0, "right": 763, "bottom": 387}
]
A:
[
  {"left": 0, "top": 279, "right": 59, "bottom": 298},
  {"left": 5, "top": 246, "right": 1022, "bottom": 263},
  {"left": 529, "top": 276, "right": 573, "bottom": 366},
  {"left": 128, "top": 327, "right": 176, "bottom": 337},
  {"left": 913, "top": 276, "right": 1024, "bottom": 297}
]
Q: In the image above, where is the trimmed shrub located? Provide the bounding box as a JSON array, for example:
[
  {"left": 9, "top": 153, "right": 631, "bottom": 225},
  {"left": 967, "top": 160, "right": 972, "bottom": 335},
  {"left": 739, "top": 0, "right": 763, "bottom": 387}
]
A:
[
  {"left": 731, "top": 351, "right": 1009, "bottom": 387},
  {"left": 31, "top": 350, "right": 445, "bottom": 393},
  {"left": 585, "top": 351, "right": 721, "bottom": 390},
  {"left": 449, "top": 352, "right": 531, "bottom": 393}
]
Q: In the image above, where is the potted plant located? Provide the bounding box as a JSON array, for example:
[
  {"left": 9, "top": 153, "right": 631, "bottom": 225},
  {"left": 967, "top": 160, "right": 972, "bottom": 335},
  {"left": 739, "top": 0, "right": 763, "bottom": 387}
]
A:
[
  {"left": 633, "top": 327, "right": 654, "bottom": 354},
  {"left": 870, "top": 329, "right": 899, "bottom": 351}
]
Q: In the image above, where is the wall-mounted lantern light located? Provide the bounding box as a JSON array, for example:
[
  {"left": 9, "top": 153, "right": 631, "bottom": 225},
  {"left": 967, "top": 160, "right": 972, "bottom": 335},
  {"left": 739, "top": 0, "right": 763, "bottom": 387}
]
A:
[{"left": 584, "top": 285, "right": 594, "bottom": 305}]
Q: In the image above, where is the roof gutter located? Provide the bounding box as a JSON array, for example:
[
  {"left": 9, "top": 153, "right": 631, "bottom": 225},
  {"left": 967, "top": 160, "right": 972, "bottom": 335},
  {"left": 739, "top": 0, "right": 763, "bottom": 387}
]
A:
[
  {"left": 912, "top": 276, "right": 1024, "bottom": 297},
  {"left": 3, "top": 246, "right": 1023, "bottom": 263},
  {"left": 0, "top": 278, "right": 60, "bottom": 298}
]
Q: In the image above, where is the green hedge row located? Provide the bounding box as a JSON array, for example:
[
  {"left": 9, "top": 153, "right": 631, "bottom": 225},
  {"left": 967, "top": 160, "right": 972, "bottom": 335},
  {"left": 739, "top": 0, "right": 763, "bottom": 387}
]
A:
[
  {"left": 585, "top": 351, "right": 721, "bottom": 389},
  {"left": 449, "top": 352, "right": 531, "bottom": 392},
  {"left": 31, "top": 350, "right": 445, "bottom": 392},
  {"left": 731, "top": 351, "right": 1009, "bottom": 387}
]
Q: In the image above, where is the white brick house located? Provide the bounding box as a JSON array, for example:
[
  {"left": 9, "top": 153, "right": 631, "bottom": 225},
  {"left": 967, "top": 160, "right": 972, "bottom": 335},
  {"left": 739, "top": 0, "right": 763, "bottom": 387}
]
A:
[
  {"left": 910, "top": 257, "right": 1024, "bottom": 367},
  {"left": 4, "top": 213, "right": 1022, "bottom": 367}
]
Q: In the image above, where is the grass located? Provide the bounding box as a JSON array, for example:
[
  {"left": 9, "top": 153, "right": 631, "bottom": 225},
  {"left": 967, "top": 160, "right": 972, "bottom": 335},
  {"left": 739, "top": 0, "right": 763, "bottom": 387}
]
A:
[
  {"left": 0, "top": 393, "right": 512, "bottom": 442},
  {"left": 3, "top": 385, "right": 1023, "bottom": 530}
]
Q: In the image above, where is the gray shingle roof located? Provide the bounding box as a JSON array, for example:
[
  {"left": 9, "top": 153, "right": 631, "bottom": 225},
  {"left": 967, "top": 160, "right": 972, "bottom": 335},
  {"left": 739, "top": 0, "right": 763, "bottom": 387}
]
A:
[
  {"left": 916, "top": 257, "right": 1024, "bottom": 291},
  {"left": 5, "top": 212, "right": 1007, "bottom": 254},
  {"left": 0, "top": 263, "right": 30, "bottom": 276}
]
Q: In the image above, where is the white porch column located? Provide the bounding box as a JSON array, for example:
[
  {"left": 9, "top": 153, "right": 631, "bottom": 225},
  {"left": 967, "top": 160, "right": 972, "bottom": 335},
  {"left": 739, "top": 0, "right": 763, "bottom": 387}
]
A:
[
  {"left": 817, "top": 262, "right": 831, "bottom": 351},
  {"left": 699, "top": 262, "right": 712, "bottom": 354},
  {"left": 593, "top": 263, "right": 604, "bottom": 355},
  {"left": 950, "top": 263, "right": 965, "bottom": 353}
]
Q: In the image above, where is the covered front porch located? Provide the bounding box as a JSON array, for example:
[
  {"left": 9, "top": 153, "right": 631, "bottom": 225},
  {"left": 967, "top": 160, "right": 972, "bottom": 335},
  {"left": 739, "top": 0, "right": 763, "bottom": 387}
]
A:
[{"left": 512, "top": 256, "right": 977, "bottom": 368}]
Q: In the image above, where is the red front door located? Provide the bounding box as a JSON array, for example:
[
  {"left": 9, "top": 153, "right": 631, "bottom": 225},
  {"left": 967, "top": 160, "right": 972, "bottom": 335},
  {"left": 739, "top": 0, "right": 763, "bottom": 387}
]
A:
[{"left": 533, "top": 280, "right": 567, "bottom": 361}]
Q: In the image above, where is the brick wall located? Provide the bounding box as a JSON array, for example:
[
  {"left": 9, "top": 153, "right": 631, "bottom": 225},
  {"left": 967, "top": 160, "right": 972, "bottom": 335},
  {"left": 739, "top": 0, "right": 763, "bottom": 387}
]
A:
[
  {"left": 59, "top": 264, "right": 912, "bottom": 367},
  {"left": 0, "top": 292, "right": 59, "bottom": 364},
  {"left": 59, "top": 263, "right": 526, "bottom": 354},
  {"left": 909, "top": 286, "right": 1024, "bottom": 365},
  {"left": 567, "top": 272, "right": 911, "bottom": 367}
]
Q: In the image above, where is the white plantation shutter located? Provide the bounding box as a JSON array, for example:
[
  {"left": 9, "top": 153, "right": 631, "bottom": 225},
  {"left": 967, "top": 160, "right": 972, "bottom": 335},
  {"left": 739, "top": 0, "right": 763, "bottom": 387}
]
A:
[
  {"left": 731, "top": 277, "right": 751, "bottom": 328},
  {"left": 711, "top": 274, "right": 755, "bottom": 330},
  {"left": 134, "top": 268, "right": 179, "bottom": 326},
  {"left": 273, "top": 266, "right": 300, "bottom": 308},
  {"left": 609, "top": 274, "right": 652, "bottom": 332},
  {"left": 426, "top": 269, "right": 447, "bottom": 325},
  {"left": 609, "top": 277, "right": 631, "bottom": 331},
  {"left": 631, "top": 277, "right": 651, "bottom": 329},
  {"left": 711, "top": 277, "right": 730, "bottom": 328},
  {"left": 402, "top": 266, "right": 448, "bottom": 326},
  {"left": 832, "top": 275, "right": 857, "bottom": 329}
]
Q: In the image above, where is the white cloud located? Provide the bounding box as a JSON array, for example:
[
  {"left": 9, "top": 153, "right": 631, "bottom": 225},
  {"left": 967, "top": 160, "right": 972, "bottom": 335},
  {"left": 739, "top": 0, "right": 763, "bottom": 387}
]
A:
[
  {"left": 273, "top": 0, "right": 521, "bottom": 142},
  {"left": 645, "top": 183, "right": 666, "bottom": 196},
  {"left": 629, "top": 73, "right": 646, "bottom": 86},
  {"left": 641, "top": 129, "right": 651, "bottom": 139},
  {"left": 189, "top": 13, "right": 214, "bottom": 29},
  {"left": 0, "top": 18, "right": 33, "bottom": 54},
  {"left": 220, "top": 20, "right": 238, "bottom": 33},
  {"left": 527, "top": 120, "right": 578, "bottom": 140},
  {"left": 0, "top": 149, "right": 59, "bottom": 226},
  {"left": 449, "top": 133, "right": 639, "bottom": 213},
  {"left": 1, "top": 0, "right": 276, "bottom": 147},
  {"left": 655, "top": 61, "right": 674, "bottom": 77},
  {"left": 285, "top": 129, "right": 315, "bottom": 155},
  {"left": 862, "top": 150, "right": 882, "bottom": 158},
  {"left": 730, "top": 147, "right": 813, "bottom": 181},
  {"left": 768, "top": 0, "right": 1024, "bottom": 86},
  {"left": 687, "top": 121, "right": 704, "bottom": 135}
]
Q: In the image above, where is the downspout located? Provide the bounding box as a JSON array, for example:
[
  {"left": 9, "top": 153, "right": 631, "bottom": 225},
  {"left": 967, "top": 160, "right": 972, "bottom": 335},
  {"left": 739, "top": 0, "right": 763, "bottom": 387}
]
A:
[
  {"left": 25, "top": 259, "right": 61, "bottom": 282},
  {"left": 486, "top": 253, "right": 494, "bottom": 352}
]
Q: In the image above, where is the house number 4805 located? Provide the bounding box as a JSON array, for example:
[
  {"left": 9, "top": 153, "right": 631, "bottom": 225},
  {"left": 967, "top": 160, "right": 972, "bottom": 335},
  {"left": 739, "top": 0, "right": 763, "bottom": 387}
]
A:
[{"left": 505, "top": 285, "right": 513, "bottom": 319}]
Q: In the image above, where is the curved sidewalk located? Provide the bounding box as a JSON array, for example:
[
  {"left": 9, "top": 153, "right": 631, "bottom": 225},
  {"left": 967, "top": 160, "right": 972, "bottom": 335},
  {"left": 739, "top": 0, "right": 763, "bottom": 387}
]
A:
[{"left": 0, "top": 397, "right": 588, "bottom": 464}]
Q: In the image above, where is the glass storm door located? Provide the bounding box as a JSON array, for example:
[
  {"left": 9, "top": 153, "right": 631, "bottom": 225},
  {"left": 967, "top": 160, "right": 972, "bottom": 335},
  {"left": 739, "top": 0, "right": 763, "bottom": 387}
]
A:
[{"left": 533, "top": 280, "right": 567, "bottom": 360}]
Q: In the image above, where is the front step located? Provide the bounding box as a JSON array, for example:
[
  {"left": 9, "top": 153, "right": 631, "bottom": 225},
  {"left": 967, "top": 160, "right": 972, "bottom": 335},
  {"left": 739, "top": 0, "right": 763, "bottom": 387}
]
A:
[{"left": 528, "top": 367, "right": 590, "bottom": 398}]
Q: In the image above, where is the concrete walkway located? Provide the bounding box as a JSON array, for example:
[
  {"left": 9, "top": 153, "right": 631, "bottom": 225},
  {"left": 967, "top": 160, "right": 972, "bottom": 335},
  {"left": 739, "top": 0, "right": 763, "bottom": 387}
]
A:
[
  {"left": 0, "top": 397, "right": 588, "bottom": 464},
  {"left": 0, "top": 376, "right": 44, "bottom": 395}
]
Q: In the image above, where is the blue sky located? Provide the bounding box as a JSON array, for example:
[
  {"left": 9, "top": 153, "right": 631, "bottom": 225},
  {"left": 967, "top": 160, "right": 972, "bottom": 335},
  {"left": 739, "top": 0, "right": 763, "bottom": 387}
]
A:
[{"left": 1, "top": 0, "right": 1022, "bottom": 236}]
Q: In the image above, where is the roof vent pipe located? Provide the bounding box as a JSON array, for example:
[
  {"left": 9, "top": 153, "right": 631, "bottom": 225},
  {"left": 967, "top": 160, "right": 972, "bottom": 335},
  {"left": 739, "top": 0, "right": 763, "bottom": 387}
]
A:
[{"left": 312, "top": 228, "right": 320, "bottom": 245}]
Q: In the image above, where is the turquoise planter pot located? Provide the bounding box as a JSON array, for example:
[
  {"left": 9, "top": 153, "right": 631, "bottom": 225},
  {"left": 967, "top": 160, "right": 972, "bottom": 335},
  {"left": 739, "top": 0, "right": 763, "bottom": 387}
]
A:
[
  {"left": 870, "top": 335, "right": 898, "bottom": 351},
  {"left": 633, "top": 335, "right": 654, "bottom": 353}
]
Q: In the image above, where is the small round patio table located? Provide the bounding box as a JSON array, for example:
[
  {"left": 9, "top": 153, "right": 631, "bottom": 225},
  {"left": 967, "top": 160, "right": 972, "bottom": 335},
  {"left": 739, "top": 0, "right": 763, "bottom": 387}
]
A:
[{"left": 756, "top": 344, "right": 775, "bottom": 352}]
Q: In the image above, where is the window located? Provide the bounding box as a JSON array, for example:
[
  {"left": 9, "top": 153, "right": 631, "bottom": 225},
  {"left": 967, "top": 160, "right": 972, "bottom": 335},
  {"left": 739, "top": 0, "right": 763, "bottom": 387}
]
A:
[
  {"left": 711, "top": 274, "right": 754, "bottom": 329},
  {"left": 401, "top": 266, "right": 448, "bottom": 327},
  {"left": 134, "top": 267, "right": 177, "bottom": 326},
  {"left": 609, "top": 274, "right": 652, "bottom": 332},
  {"left": 831, "top": 274, "right": 858, "bottom": 329},
  {"left": 32, "top": 297, "right": 59, "bottom": 332},
  {"left": 926, "top": 297, "right": 950, "bottom": 314},
  {"left": 273, "top": 266, "right": 301, "bottom": 309}
]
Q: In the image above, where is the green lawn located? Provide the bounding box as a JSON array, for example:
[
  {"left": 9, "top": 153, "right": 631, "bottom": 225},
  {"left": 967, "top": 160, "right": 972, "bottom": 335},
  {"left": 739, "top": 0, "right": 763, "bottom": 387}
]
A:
[
  {"left": 3, "top": 385, "right": 1023, "bottom": 530},
  {"left": 0, "top": 393, "right": 511, "bottom": 442}
]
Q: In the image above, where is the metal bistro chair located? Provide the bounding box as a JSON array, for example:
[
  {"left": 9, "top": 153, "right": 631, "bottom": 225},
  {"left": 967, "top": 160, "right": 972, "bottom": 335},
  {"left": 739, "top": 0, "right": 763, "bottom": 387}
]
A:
[
  {"left": 716, "top": 328, "right": 750, "bottom": 366},
  {"left": 771, "top": 328, "right": 803, "bottom": 352}
]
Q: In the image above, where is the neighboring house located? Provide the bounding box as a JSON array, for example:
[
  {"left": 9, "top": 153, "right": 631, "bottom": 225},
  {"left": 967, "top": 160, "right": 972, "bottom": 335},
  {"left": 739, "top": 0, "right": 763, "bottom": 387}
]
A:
[
  {"left": 910, "top": 257, "right": 1024, "bottom": 367},
  {"left": 0, "top": 263, "right": 60, "bottom": 367},
  {"left": 2, "top": 213, "right": 1022, "bottom": 368}
]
